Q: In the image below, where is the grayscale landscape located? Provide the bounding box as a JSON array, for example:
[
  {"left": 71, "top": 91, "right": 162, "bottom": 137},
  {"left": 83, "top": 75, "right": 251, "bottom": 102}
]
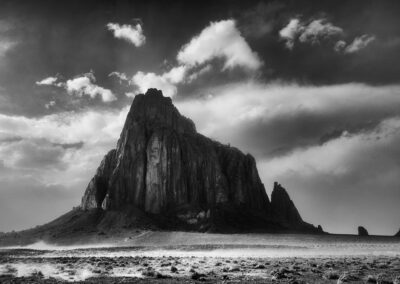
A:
[{"left": 1, "top": 0, "right": 400, "bottom": 283}]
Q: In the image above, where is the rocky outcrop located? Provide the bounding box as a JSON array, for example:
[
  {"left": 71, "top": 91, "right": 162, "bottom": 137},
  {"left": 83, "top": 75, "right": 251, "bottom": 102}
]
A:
[
  {"left": 81, "top": 149, "right": 117, "bottom": 210},
  {"left": 358, "top": 226, "right": 369, "bottom": 236},
  {"left": 394, "top": 229, "right": 400, "bottom": 237},
  {"left": 271, "top": 182, "right": 303, "bottom": 227},
  {"left": 80, "top": 88, "right": 320, "bottom": 233}
]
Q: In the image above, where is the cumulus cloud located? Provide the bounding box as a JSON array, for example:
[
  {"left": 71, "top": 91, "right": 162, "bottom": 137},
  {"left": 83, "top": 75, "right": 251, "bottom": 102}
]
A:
[
  {"left": 65, "top": 74, "right": 116, "bottom": 102},
  {"left": 341, "top": 34, "right": 376, "bottom": 54},
  {"left": 36, "top": 72, "right": 117, "bottom": 102},
  {"left": 279, "top": 18, "right": 343, "bottom": 49},
  {"left": 177, "top": 19, "right": 262, "bottom": 70},
  {"left": 36, "top": 76, "right": 58, "bottom": 86},
  {"left": 129, "top": 19, "right": 261, "bottom": 97},
  {"left": 108, "top": 71, "right": 128, "bottom": 82},
  {"left": 163, "top": 65, "right": 188, "bottom": 84},
  {"left": 298, "top": 19, "right": 343, "bottom": 44},
  {"left": 131, "top": 71, "right": 178, "bottom": 97},
  {"left": 279, "top": 18, "right": 302, "bottom": 49},
  {"left": 129, "top": 66, "right": 189, "bottom": 98},
  {"left": 106, "top": 23, "right": 146, "bottom": 47}
]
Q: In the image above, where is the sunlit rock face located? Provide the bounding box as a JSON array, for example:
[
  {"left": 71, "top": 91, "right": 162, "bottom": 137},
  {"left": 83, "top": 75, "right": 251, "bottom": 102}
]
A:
[{"left": 81, "top": 88, "right": 319, "bottom": 232}]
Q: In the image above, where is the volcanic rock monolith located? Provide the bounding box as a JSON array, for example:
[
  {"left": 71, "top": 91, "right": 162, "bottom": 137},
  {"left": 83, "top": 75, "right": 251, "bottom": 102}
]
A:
[{"left": 81, "top": 88, "right": 320, "bottom": 233}]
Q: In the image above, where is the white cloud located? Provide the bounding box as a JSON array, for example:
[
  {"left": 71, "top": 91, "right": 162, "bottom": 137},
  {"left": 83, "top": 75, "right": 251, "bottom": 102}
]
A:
[
  {"left": 131, "top": 71, "right": 178, "bottom": 97},
  {"left": 37, "top": 72, "right": 117, "bottom": 102},
  {"left": 177, "top": 19, "right": 262, "bottom": 70},
  {"left": 279, "top": 18, "right": 302, "bottom": 49},
  {"left": 128, "top": 19, "right": 260, "bottom": 97},
  {"left": 109, "top": 71, "right": 128, "bottom": 82},
  {"left": 66, "top": 74, "right": 116, "bottom": 102},
  {"left": 343, "top": 34, "right": 376, "bottom": 53},
  {"left": 125, "top": 92, "right": 136, "bottom": 98},
  {"left": 36, "top": 76, "right": 58, "bottom": 86},
  {"left": 280, "top": 18, "right": 343, "bottom": 49},
  {"left": 107, "top": 23, "right": 146, "bottom": 47},
  {"left": 0, "top": 106, "right": 129, "bottom": 183},
  {"left": 44, "top": 100, "right": 56, "bottom": 109},
  {"left": 130, "top": 66, "right": 189, "bottom": 98},
  {"left": 163, "top": 65, "right": 188, "bottom": 84},
  {"left": 298, "top": 19, "right": 343, "bottom": 44}
]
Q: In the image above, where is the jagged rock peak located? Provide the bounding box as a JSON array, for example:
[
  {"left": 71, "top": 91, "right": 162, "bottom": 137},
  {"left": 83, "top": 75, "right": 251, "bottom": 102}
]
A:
[
  {"left": 271, "top": 182, "right": 303, "bottom": 226},
  {"left": 124, "top": 88, "right": 196, "bottom": 134},
  {"left": 358, "top": 226, "right": 369, "bottom": 236}
]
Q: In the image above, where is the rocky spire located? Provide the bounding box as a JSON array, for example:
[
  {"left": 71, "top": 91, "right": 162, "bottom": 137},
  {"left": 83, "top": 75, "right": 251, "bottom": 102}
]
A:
[{"left": 270, "top": 182, "right": 303, "bottom": 227}]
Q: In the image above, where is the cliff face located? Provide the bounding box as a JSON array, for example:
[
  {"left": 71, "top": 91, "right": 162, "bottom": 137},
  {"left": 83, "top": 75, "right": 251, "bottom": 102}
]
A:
[{"left": 81, "top": 89, "right": 319, "bottom": 232}]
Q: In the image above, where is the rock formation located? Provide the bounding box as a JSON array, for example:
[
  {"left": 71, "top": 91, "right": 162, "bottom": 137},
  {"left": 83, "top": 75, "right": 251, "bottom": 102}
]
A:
[
  {"left": 395, "top": 229, "right": 400, "bottom": 237},
  {"left": 80, "top": 88, "right": 320, "bottom": 233},
  {"left": 358, "top": 226, "right": 369, "bottom": 236},
  {"left": 271, "top": 182, "right": 303, "bottom": 228}
]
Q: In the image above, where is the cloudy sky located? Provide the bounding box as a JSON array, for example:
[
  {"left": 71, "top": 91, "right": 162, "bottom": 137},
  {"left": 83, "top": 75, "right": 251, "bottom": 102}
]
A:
[{"left": 1, "top": 0, "right": 400, "bottom": 235}]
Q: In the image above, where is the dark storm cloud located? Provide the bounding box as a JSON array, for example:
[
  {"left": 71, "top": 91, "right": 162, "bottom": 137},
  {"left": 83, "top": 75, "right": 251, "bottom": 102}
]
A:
[
  {"left": 238, "top": 1, "right": 286, "bottom": 38},
  {"left": 177, "top": 83, "right": 400, "bottom": 158}
]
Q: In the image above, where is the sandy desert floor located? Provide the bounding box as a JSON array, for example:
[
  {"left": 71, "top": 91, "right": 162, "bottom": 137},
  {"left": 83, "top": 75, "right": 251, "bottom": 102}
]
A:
[{"left": 0, "top": 231, "right": 399, "bottom": 283}]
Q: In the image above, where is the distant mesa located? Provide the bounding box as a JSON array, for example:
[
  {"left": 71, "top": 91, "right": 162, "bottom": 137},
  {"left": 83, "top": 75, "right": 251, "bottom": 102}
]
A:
[
  {"left": 0, "top": 89, "right": 323, "bottom": 244},
  {"left": 395, "top": 229, "right": 400, "bottom": 237},
  {"left": 358, "top": 226, "right": 369, "bottom": 236}
]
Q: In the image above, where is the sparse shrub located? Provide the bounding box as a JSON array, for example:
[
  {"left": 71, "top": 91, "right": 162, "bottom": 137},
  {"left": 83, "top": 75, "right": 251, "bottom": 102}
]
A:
[{"left": 324, "top": 270, "right": 340, "bottom": 280}]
